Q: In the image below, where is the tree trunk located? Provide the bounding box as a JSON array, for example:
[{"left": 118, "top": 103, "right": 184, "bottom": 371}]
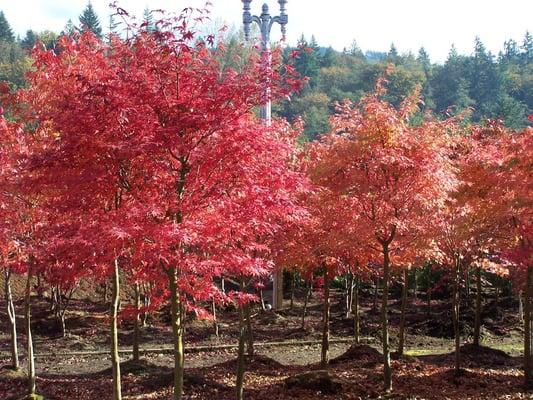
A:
[
  {"left": 212, "top": 299, "right": 219, "bottom": 338},
  {"left": 103, "top": 280, "right": 108, "bottom": 304},
  {"left": 473, "top": 266, "right": 482, "bottom": 347},
  {"left": 413, "top": 267, "right": 418, "bottom": 301},
  {"left": 301, "top": 280, "right": 312, "bottom": 329},
  {"left": 321, "top": 269, "right": 330, "bottom": 368},
  {"left": 427, "top": 263, "right": 432, "bottom": 316},
  {"left": 141, "top": 283, "right": 150, "bottom": 328},
  {"left": 36, "top": 273, "right": 42, "bottom": 299},
  {"left": 25, "top": 267, "right": 36, "bottom": 397},
  {"left": 452, "top": 258, "right": 461, "bottom": 375},
  {"left": 235, "top": 299, "right": 246, "bottom": 400},
  {"left": 519, "top": 291, "right": 524, "bottom": 322},
  {"left": 353, "top": 276, "right": 360, "bottom": 343},
  {"left": 346, "top": 272, "right": 354, "bottom": 318},
  {"left": 373, "top": 278, "right": 379, "bottom": 310},
  {"left": 111, "top": 259, "right": 122, "bottom": 400},
  {"left": 244, "top": 301, "right": 254, "bottom": 356},
  {"left": 133, "top": 282, "right": 141, "bottom": 362},
  {"left": 169, "top": 266, "right": 185, "bottom": 400},
  {"left": 59, "top": 311, "right": 66, "bottom": 338},
  {"left": 54, "top": 286, "right": 69, "bottom": 338},
  {"left": 49, "top": 286, "right": 57, "bottom": 312},
  {"left": 259, "top": 289, "right": 266, "bottom": 311},
  {"left": 4, "top": 268, "right": 19, "bottom": 370},
  {"left": 524, "top": 265, "right": 533, "bottom": 387},
  {"left": 290, "top": 272, "right": 295, "bottom": 310},
  {"left": 398, "top": 268, "right": 409, "bottom": 356},
  {"left": 466, "top": 268, "right": 470, "bottom": 301},
  {"left": 381, "top": 244, "right": 392, "bottom": 392}
]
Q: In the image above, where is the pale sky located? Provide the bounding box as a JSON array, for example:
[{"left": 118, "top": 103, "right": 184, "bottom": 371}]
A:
[{"left": 1, "top": 0, "right": 532, "bottom": 63}]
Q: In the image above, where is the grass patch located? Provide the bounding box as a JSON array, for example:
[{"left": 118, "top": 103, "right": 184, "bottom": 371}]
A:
[{"left": 404, "top": 347, "right": 452, "bottom": 357}]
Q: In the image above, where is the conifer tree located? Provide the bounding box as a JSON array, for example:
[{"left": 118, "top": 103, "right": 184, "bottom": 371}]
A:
[
  {"left": 64, "top": 19, "right": 77, "bottom": 36},
  {"left": 0, "top": 11, "right": 14, "bottom": 42},
  {"left": 79, "top": 2, "right": 102, "bottom": 38},
  {"left": 142, "top": 8, "right": 155, "bottom": 32},
  {"left": 21, "top": 30, "right": 37, "bottom": 50}
]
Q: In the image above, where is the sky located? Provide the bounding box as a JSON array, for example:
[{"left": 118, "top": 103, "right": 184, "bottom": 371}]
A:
[{"left": 1, "top": 0, "right": 532, "bottom": 63}]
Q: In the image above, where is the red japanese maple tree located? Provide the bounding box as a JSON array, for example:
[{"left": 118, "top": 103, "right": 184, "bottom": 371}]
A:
[{"left": 310, "top": 77, "right": 458, "bottom": 391}]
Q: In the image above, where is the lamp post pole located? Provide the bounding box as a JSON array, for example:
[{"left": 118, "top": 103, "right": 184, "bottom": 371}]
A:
[{"left": 242, "top": 0, "right": 288, "bottom": 310}]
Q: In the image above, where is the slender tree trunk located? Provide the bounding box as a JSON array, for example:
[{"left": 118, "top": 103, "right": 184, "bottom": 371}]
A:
[
  {"left": 54, "top": 286, "right": 68, "bottom": 338},
  {"left": 103, "top": 280, "right": 108, "bottom": 304},
  {"left": 59, "top": 311, "right": 66, "bottom": 338},
  {"left": 466, "top": 268, "right": 470, "bottom": 301},
  {"left": 4, "top": 269, "right": 19, "bottom": 370},
  {"left": 235, "top": 299, "right": 246, "bottom": 400},
  {"left": 169, "top": 266, "right": 185, "bottom": 400},
  {"left": 141, "top": 283, "right": 150, "bottom": 328},
  {"left": 212, "top": 299, "right": 219, "bottom": 337},
  {"left": 373, "top": 278, "right": 379, "bottom": 310},
  {"left": 519, "top": 291, "right": 524, "bottom": 322},
  {"left": 346, "top": 272, "right": 354, "bottom": 318},
  {"left": 245, "top": 301, "right": 254, "bottom": 356},
  {"left": 398, "top": 268, "right": 409, "bottom": 356},
  {"left": 495, "top": 285, "right": 500, "bottom": 306},
  {"left": 25, "top": 267, "right": 36, "bottom": 397},
  {"left": 111, "top": 259, "right": 122, "bottom": 400},
  {"left": 427, "top": 263, "right": 432, "bottom": 316},
  {"left": 353, "top": 276, "right": 360, "bottom": 343},
  {"left": 413, "top": 268, "right": 418, "bottom": 301},
  {"left": 301, "top": 280, "right": 312, "bottom": 329},
  {"left": 290, "top": 272, "right": 295, "bottom": 310},
  {"left": 473, "top": 267, "right": 482, "bottom": 347},
  {"left": 133, "top": 282, "right": 141, "bottom": 362},
  {"left": 321, "top": 269, "right": 330, "bottom": 368},
  {"left": 49, "top": 286, "right": 57, "bottom": 312},
  {"left": 259, "top": 289, "right": 266, "bottom": 311},
  {"left": 524, "top": 265, "right": 533, "bottom": 387},
  {"left": 381, "top": 244, "right": 392, "bottom": 392},
  {"left": 452, "top": 258, "right": 461, "bottom": 375},
  {"left": 36, "top": 273, "right": 42, "bottom": 299}
]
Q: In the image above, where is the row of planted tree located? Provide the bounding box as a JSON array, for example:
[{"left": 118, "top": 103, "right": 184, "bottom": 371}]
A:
[{"left": 0, "top": 7, "right": 531, "bottom": 400}]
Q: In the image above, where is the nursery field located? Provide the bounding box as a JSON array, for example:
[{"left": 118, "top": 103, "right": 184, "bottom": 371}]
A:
[{"left": 1, "top": 282, "right": 530, "bottom": 400}]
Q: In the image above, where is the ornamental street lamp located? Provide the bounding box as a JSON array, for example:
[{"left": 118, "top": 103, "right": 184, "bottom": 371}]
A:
[
  {"left": 242, "top": 0, "right": 288, "bottom": 310},
  {"left": 242, "top": 0, "right": 288, "bottom": 125}
]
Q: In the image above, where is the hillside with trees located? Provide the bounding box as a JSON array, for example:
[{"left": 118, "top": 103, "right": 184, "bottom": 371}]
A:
[{"left": 280, "top": 34, "right": 532, "bottom": 140}]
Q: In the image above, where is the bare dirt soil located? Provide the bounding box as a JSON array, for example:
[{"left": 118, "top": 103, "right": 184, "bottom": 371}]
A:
[{"left": 0, "top": 283, "right": 530, "bottom": 399}]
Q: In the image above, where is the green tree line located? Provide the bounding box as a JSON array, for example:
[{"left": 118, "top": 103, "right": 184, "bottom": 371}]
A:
[
  {"left": 1, "top": 5, "right": 531, "bottom": 140},
  {"left": 279, "top": 35, "right": 532, "bottom": 140}
]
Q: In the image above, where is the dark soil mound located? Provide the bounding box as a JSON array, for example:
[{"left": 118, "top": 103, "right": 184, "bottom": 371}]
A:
[
  {"left": 140, "top": 369, "right": 226, "bottom": 391},
  {"left": 285, "top": 370, "right": 342, "bottom": 395},
  {"left": 218, "top": 354, "right": 283, "bottom": 373},
  {"left": 330, "top": 344, "right": 382, "bottom": 366},
  {"left": 0, "top": 365, "right": 27, "bottom": 380},
  {"left": 428, "top": 344, "right": 515, "bottom": 368},
  {"left": 101, "top": 359, "right": 165, "bottom": 376},
  {"left": 460, "top": 343, "right": 514, "bottom": 366}
]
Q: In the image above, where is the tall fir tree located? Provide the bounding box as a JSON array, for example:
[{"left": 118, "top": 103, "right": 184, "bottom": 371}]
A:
[
  {"left": 21, "top": 30, "right": 37, "bottom": 50},
  {"left": 142, "top": 8, "right": 156, "bottom": 32},
  {"left": 79, "top": 2, "right": 102, "bottom": 38},
  {"left": 64, "top": 19, "right": 77, "bottom": 36},
  {"left": 387, "top": 43, "right": 399, "bottom": 63},
  {"left": 294, "top": 34, "right": 320, "bottom": 90},
  {"left": 521, "top": 31, "right": 533, "bottom": 63},
  {"left": 468, "top": 36, "right": 502, "bottom": 120},
  {"left": 0, "top": 11, "right": 14, "bottom": 42}
]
